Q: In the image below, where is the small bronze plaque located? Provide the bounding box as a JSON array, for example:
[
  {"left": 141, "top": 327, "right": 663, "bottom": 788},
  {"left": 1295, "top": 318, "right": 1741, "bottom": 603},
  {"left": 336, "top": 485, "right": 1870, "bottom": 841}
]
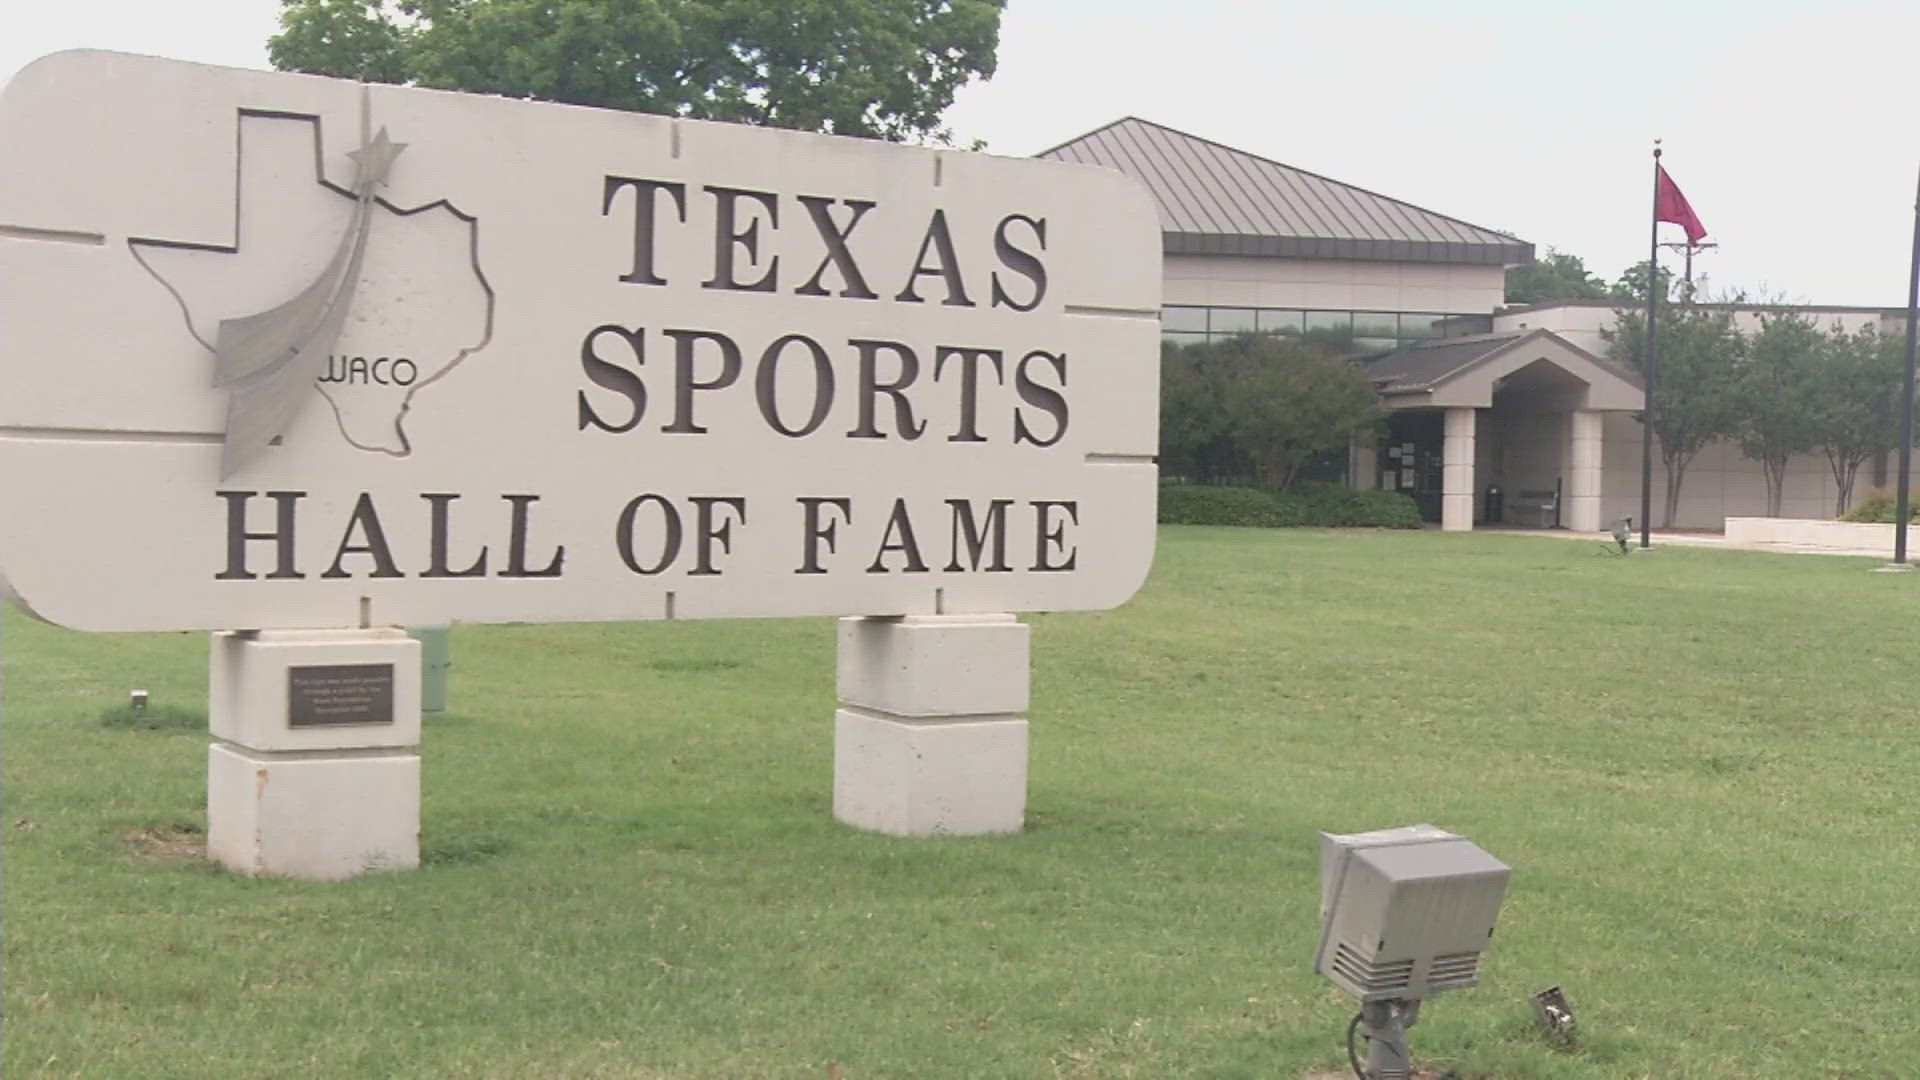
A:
[{"left": 288, "top": 663, "right": 395, "bottom": 727}]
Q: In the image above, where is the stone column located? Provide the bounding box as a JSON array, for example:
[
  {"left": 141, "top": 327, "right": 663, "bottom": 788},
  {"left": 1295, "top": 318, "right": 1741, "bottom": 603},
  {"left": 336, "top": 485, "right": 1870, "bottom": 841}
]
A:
[
  {"left": 834, "top": 614, "right": 1029, "bottom": 836},
  {"left": 207, "top": 629, "right": 421, "bottom": 879},
  {"left": 1442, "top": 407, "right": 1476, "bottom": 532},
  {"left": 1351, "top": 442, "right": 1379, "bottom": 490},
  {"left": 1568, "top": 410, "right": 1604, "bottom": 532}
]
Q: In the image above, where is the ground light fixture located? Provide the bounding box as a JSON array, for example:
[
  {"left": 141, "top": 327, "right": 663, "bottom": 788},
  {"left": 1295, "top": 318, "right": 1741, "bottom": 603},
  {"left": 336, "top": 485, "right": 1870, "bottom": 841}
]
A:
[
  {"left": 1313, "top": 824, "right": 1511, "bottom": 1080},
  {"left": 1530, "top": 984, "right": 1577, "bottom": 1045}
]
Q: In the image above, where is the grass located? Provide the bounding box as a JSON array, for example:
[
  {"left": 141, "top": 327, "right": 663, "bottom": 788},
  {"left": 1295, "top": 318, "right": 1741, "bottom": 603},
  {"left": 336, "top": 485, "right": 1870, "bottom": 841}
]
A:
[{"left": 5, "top": 527, "right": 1919, "bottom": 1079}]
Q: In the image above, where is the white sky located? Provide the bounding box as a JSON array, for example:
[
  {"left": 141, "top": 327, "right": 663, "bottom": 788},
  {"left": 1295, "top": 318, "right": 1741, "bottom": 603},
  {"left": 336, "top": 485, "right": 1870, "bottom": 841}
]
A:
[{"left": 6, "top": 0, "right": 1917, "bottom": 305}]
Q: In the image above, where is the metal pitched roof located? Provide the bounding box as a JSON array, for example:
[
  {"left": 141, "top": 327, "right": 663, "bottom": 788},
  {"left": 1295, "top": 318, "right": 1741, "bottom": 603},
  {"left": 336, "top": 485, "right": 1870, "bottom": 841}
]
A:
[
  {"left": 1361, "top": 329, "right": 1643, "bottom": 396},
  {"left": 1038, "top": 117, "right": 1533, "bottom": 267},
  {"left": 1363, "top": 333, "right": 1532, "bottom": 393}
]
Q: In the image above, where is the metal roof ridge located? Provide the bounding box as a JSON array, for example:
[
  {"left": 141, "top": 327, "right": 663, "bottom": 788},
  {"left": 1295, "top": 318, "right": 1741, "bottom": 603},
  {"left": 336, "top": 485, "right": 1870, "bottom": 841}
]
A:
[
  {"left": 1067, "top": 117, "right": 1525, "bottom": 246},
  {"left": 1029, "top": 115, "right": 1151, "bottom": 161}
]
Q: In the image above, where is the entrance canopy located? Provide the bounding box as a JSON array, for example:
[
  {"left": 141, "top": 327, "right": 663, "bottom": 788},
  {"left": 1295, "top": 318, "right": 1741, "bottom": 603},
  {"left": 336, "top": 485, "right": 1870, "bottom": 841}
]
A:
[{"left": 1363, "top": 329, "right": 1644, "bottom": 412}]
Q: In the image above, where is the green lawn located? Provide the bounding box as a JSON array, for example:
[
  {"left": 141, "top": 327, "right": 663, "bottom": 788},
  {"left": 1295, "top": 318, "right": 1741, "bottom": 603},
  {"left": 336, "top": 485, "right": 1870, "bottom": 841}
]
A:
[{"left": 5, "top": 528, "right": 1918, "bottom": 1079}]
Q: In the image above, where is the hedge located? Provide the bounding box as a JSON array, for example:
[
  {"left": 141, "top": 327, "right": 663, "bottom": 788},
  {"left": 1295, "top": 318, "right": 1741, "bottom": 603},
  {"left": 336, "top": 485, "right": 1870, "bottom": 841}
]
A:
[
  {"left": 1840, "top": 489, "right": 1920, "bottom": 523},
  {"left": 1158, "top": 483, "right": 1424, "bottom": 529}
]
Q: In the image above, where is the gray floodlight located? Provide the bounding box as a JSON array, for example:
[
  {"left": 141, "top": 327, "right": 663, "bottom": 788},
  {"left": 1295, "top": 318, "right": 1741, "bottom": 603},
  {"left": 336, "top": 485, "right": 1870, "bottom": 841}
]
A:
[
  {"left": 1530, "top": 984, "right": 1576, "bottom": 1045},
  {"left": 1610, "top": 516, "right": 1632, "bottom": 554},
  {"left": 1314, "top": 824, "right": 1510, "bottom": 1080}
]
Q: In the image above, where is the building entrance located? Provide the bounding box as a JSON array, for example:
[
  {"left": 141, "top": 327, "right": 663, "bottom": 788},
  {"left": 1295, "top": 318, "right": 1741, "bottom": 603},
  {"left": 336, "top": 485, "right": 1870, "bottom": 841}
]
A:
[{"left": 1380, "top": 410, "right": 1445, "bottom": 524}]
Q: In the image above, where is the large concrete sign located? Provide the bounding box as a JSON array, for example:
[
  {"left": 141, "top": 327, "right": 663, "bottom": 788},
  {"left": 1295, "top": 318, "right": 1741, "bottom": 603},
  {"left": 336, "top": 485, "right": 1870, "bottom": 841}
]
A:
[{"left": 0, "top": 52, "right": 1161, "bottom": 632}]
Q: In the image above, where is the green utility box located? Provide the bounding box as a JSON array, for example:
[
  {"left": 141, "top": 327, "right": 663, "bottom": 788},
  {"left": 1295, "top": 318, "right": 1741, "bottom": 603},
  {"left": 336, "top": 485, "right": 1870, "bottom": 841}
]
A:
[{"left": 407, "top": 626, "right": 451, "bottom": 713}]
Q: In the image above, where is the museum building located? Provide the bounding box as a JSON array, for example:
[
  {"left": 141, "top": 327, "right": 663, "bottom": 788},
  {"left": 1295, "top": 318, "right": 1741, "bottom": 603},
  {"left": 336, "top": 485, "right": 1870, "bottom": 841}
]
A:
[{"left": 1040, "top": 117, "right": 1911, "bottom": 531}]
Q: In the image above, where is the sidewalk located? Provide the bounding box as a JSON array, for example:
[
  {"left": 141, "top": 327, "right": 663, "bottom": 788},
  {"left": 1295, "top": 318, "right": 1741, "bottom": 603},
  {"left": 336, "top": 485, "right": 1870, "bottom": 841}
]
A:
[{"left": 1495, "top": 526, "right": 1894, "bottom": 559}]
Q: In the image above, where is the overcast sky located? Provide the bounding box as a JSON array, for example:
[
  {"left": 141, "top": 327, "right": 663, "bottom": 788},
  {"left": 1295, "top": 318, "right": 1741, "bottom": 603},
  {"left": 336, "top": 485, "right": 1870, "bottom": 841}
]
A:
[{"left": 6, "top": 1, "right": 1916, "bottom": 305}]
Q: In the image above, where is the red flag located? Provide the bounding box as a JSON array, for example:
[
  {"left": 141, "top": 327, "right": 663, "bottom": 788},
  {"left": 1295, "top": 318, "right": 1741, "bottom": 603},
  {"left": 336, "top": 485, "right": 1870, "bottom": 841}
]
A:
[{"left": 1655, "top": 165, "right": 1707, "bottom": 245}]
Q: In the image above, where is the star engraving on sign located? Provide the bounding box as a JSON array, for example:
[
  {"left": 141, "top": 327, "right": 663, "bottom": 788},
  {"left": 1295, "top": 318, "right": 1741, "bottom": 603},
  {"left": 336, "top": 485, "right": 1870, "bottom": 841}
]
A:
[
  {"left": 128, "top": 111, "right": 494, "bottom": 478},
  {"left": 348, "top": 128, "right": 408, "bottom": 189}
]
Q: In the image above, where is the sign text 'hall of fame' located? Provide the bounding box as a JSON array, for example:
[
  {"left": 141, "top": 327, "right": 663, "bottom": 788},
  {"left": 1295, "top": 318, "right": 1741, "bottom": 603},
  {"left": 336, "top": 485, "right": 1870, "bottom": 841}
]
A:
[{"left": 0, "top": 51, "right": 1162, "bottom": 631}]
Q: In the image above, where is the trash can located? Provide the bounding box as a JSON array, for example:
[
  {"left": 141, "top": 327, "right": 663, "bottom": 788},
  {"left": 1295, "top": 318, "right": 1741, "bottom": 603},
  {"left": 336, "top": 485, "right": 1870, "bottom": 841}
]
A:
[
  {"left": 1483, "top": 485, "right": 1504, "bottom": 524},
  {"left": 408, "top": 626, "right": 451, "bottom": 714}
]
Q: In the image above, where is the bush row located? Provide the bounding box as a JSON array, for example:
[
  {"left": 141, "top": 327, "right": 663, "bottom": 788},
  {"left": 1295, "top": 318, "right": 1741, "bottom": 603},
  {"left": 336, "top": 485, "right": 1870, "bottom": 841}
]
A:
[
  {"left": 1158, "top": 483, "right": 1424, "bottom": 529},
  {"left": 1840, "top": 489, "right": 1920, "bottom": 523}
]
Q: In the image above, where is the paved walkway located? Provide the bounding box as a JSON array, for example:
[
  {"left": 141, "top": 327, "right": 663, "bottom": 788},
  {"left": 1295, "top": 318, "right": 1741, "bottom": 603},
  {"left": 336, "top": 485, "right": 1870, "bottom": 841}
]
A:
[{"left": 1484, "top": 525, "right": 1897, "bottom": 559}]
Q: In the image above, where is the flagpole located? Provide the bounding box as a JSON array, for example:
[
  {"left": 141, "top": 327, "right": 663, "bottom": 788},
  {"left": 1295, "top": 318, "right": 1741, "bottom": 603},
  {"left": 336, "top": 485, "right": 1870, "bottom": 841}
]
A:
[
  {"left": 1640, "top": 142, "right": 1662, "bottom": 549},
  {"left": 1893, "top": 164, "right": 1920, "bottom": 566}
]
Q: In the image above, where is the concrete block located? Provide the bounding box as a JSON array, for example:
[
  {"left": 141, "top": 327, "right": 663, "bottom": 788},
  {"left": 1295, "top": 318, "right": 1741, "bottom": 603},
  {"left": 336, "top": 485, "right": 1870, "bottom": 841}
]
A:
[
  {"left": 1725, "top": 517, "right": 1895, "bottom": 550},
  {"left": 837, "top": 615, "right": 1029, "bottom": 718},
  {"left": 208, "top": 743, "right": 419, "bottom": 879},
  {"left": 210, "top": 629, "right": 420, "bottom": 752},
  {"left": 833, "top": 710, "right": 1028, "bottom": 836}
]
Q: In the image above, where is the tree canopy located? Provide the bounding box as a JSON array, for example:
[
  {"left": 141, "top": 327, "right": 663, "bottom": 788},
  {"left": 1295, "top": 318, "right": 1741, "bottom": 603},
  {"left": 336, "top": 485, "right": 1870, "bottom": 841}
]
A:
[
  {"left": 1161, "top": 334, "right": 1382, "bottom": 491},
  {"left": 269, "top": 0, "right": 1005, "bottom": 143},
  {"left": 1608, "top": 259, "right": 1678, "bottom": 304},
  {"left": 1606, "top": 298, "right": 1744, "bottom": 526},
  {"left": 1732, "top": 311, "right": 1823, "bottom": 516},
  {"left": 1807, "top": 322, "right": 1905, "bottom": 515},
  {"left": 1504, "top": 249, "right": 1609, "bottom": 305}
]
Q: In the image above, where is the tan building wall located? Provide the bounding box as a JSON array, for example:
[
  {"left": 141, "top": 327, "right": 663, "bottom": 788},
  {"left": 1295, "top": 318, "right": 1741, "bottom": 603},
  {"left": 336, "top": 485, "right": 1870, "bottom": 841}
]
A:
[
  {"left": 1487, "top": 302, "right": 1913, "bottom": 529},
  {"left": 1163, "top": 254, "right": 1505, "bottom": 314},
  {"left": 1491, "top": 305, "right": 1613, "bottom": 353},
  {"left": 1594, "top": 413, "right": 1920, "bottom": 529}
]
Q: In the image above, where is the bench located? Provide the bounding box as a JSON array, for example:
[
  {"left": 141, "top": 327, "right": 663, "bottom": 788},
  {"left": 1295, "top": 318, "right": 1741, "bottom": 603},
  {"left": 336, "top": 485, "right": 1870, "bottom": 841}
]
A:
[{"left": 1509, "top": 488, "right": 1560, "bottom": 528}]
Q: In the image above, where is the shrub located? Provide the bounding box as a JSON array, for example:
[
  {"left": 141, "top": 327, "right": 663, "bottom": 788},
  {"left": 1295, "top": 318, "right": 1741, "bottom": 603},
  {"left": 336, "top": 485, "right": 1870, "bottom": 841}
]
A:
[
  {"left": 1284, "top": 485, "right": 1426, "bottom": 529},
  {"left": 1158, "top": 483, "right": 1423, "bottom": 529},
  {"left": 1840, "top": 488, "right": 1920, "bottom": 523},
  {"left": 1161, "top": 335, "right": 1382, "bottom": 490},
  {"left": 1157, "top": 484, "right": 1283, "bottom": 527}
]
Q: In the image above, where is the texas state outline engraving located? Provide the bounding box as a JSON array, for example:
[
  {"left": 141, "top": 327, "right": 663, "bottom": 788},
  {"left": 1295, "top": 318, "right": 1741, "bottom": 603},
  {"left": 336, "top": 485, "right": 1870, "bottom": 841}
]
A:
[{"left": 130, "top": 110, "right": 494, "bottom": 475}]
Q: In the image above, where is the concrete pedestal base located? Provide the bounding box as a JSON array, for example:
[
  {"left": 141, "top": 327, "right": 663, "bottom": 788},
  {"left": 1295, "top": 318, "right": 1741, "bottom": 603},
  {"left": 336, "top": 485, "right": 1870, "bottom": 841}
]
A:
[
  {"left": 834, "top": 614, "right": 1030, "bottom": 837},
  {"left": 208, "top": 744, "right": 420, "bottom": 879},
  {"left": 834, "top": 710, "right": 1028, "bottom": 836},
  {"left": 207, "top": 629, "right": 421, "bottom": 879}
]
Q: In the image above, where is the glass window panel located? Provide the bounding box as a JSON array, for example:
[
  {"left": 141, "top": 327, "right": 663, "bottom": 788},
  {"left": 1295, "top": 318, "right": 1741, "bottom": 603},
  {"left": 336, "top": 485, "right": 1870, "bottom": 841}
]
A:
[
  {"left": 1208, "top": 307, "right": 1258, "bottom": 334},
  {"left": 1397, "top": 313, "right": 1446, "bottom": 340},
  {"left": 1352, "top": 311, "right": 1398, "bottom": 339},
  {"left": 1439, "top": 314, "right": 1494, "bottom": 338},
  {"left": 1257, "top": 308, "right": 1305, "bottom": 335},
  {"left": 1305, "top": 310, "right": 1353, "bottom": 334},
  {"left": 1161, "top": 306, "right": 1208, "bottom": 333},
  {"left": 1161, "top": 330, "right": 1207, "bottom": 349},
  {"left": 1353, "top": 337, "right": 1400, "bottom": 356}
]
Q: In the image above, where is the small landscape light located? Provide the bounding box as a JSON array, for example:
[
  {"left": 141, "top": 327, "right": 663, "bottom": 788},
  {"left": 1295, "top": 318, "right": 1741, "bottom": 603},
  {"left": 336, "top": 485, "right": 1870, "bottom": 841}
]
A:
[
  {"left": 129, "top": 689, "right": 149, "bottom": 714},
  {"left": 1530, "top": 985, "right": 1577, "bottom": 1045},
  {"left": 1610, "top": 516, "right": 1632, "bottom": 555},
  {"left": 1314, "top": 823, "right": 1510, "bottom": 1080}
]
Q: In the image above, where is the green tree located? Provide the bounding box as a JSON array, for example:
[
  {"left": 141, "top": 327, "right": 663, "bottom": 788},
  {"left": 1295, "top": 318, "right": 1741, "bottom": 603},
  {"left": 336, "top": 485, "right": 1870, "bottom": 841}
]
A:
[
  {"left": 1733, "top": 311, "right": 1822, "bottom": 516},
  {"left": 1608, "top": 259, "right": 1678, "bottom": 304},
  {"left": 1807, "top": 322, "right": 1904, "bottom": 516},
  {"left": 1606, "top": 299, "right": 1744, "bottom": 527},
  {"left": 269, "top": 0, "right": 1005, "bottom": 143},
  {"left": 1504, "top": 248, "right": 1609, "bottom": 304},
  {"left": 1160, "top": 334, "right": 1382, "bottom": 491}
]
